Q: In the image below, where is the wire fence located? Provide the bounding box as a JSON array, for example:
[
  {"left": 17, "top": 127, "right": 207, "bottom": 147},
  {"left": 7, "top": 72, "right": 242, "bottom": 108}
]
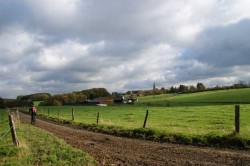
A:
[
  {"left": 0, "top": 126, "right": 13, "bottom": 140},
  {"left": 0, "top": 113, "right": 10, "bottom": 141},
  {"left": 0, "top": 109, "right": 19, "bottom": 144}
]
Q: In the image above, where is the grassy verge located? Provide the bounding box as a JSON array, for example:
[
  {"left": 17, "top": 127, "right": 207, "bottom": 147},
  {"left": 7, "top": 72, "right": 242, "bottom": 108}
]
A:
[{"left": 0, "top": 110, "right": 97, "bottom": 166}]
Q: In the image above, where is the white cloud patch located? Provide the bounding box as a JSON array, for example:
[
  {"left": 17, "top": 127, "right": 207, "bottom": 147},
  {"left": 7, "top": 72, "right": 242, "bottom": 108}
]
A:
[
  {"left": 0, "top": 0, "right": 250, "bottom": 98},
  {"left": 0, "top": 26, "right": 42, "bottom": 64},
  {"left": 37, "top": 40, "right": 89, "bottom": 70}
]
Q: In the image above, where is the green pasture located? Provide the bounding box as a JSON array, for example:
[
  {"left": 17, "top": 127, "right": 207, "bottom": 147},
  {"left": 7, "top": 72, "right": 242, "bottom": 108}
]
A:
[
  {"left": 137, "top": 88, "right": 250, "bottom": 106},
  {"left": 0, "top": 109, "right": 97, "bottom": 165},
  {"left": 36, "top": 104, "right": 250, "bottom": 140},
  {"left": 33, "top": 101, "right": 42, "bottom": 106},
  {"left": 22, "top": 88, "right": 250, "bottom": 147}
]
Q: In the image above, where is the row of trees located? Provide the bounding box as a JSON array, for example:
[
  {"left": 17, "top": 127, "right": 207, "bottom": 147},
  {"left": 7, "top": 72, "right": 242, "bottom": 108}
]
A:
[
  {"left": 38, "top": 88, "right": 110, "bottom": 106},
  {"left": 128, "top": 80, "right": 250, "bottom": 97},
  {"left": 17, "top": 93, "right": 51, "bottom": 101},
  {"left": 169, "top": 82, "right": 206, "bottom": 93},
  {"left": 170, "top": 81, "right": 250, "bottom": 94},
  {"left": 126, "top": 83, "right": 206, "bottom": 96},
  {"left": 125, "top": 83, "right": 205, "bottom": 97},
  {"left": 2, "top": 80, "right": 250, "bottom": 107},
  {"left": 42, "top": 92, "right": 87, "bottom": 106},
  {"left": 1, "top": 88, "right": 111, "bottom": 107},
  {"left": 0, "top": 97, "right": 4, "bottom": 108},
  {"left": 0, "top": 97, "right": 33, "bottom": 108},
  {"left": 125, "top": 87, "right": 168, "bottom": 97}
]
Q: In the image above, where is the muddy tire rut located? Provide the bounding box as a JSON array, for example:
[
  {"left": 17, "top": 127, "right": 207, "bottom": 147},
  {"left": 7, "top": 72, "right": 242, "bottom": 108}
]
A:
[{"left": 19, "top": 113, "right": 250, "bottom": 166}]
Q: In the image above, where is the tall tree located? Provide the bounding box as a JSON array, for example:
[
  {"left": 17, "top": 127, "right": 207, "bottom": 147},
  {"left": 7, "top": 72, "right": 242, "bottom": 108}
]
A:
[
  {"left": 179, "top": 85, "right": 187, "bottom": 93},
  {"left": 197, "top": 82, "right": 206, "bottom": 91},
  {"left": 153, "top": 82, "right": 156, "bottom": 97},
  {"left": 189, "top": 85, "right": 196, "bottom": 92}
]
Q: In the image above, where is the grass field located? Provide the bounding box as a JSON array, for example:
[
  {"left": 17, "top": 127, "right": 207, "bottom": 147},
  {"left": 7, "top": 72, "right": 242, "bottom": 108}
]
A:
[
  {"left": 0, "top": 109, "right": 97, "bottom": 165},
  {"left": 36, "top": 104, "right": 250, "bottom": 139},
  {"left": 137, "top": 88, "right": 250, "bottom": 106},
  {"left": 20, "top": 88, "right": 250, "bottom": 148}
]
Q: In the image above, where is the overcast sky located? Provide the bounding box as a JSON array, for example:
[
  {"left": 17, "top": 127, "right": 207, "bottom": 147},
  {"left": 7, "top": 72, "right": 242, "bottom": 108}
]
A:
[{"left": 1, "top": 0, "right": 250, "bottom": 98}]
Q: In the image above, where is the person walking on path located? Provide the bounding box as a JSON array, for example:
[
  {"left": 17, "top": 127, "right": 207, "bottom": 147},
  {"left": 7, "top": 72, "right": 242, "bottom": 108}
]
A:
[{"left": 29, "top": 106, "right": 36, "bottom": 124}]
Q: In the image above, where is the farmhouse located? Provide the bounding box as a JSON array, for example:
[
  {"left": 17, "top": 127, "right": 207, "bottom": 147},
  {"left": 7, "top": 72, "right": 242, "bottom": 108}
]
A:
[
  {"left": 113, "top": 96, "right": 138, "bottom": 104},
  {"left": 89, "top": 95, "right": 138, "bottom": 105},
  {"left": 113, "top": 96, "right": 124, "bottom": 103}
]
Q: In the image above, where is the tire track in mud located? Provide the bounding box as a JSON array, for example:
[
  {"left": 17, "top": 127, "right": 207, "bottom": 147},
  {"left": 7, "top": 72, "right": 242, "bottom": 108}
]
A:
[{"left": 19, "top": 113, "right": 250, "bottom": 166}]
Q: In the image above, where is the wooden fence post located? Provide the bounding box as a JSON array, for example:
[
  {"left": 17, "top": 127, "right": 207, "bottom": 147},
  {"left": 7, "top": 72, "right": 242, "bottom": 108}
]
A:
[
  {"left": 235, "top": 105, "right": 240, "bottom": 133},
  {"left": 143, "top": 110, "right": 149, "bottom": 128},
  {"left": 9, "top": 114, "right": 19, "bottom": 146},
  {"left": 97, "top": 112, "right": 99, "bottom": 124},
  {"left": 72, "top": 108, "right": 75, "bottom": 121}
]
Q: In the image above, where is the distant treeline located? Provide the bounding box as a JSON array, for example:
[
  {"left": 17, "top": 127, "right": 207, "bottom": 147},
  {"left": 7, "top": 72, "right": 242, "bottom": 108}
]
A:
[
  {"left": 17, "top": 93, "right": 51, "bottom": 101},
  {"left": 126, "top": 81, "right": 250, "bottom": 96},
  {"left": 16, "top": 88, "right": 110, "bottom": 106},
  {"left": 0, "top": 97, "right": 33, "bottom": 108},
  {"left": 0, "top": 88, "right": 110, "bottom": 108},
  {"left": 124, "top": 82, "right": 206, "bottom": 96},
  {"left": 0, "top": 97, "right": 4, "bottom": 108},
  {"left": 1, "top": 81, "right": 249, "bottom": 108},
  {"left": 168, "top": 81, "right": 250, "bottom": 94}
]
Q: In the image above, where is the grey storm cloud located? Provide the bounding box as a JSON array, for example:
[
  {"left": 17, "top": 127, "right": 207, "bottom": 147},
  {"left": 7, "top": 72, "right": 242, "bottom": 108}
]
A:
[
  {"left": 1, "top": 0, "right": 250, "bottom": 98},
  {"left": 170, "top": 19, "right": 250, "bottom": 85},
  {"left": 190, "top": 19, "right": 250, "bottom": 67}
]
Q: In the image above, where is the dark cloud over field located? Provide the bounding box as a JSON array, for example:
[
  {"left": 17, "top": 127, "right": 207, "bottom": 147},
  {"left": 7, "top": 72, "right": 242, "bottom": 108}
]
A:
[{"left": 1, "top": 0, "right": 250, "bottom": 98}]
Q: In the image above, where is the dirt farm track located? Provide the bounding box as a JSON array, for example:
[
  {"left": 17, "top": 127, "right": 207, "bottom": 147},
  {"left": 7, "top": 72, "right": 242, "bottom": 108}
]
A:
[{"left": 19, "top": 113, "right": 250, "bottom": 166}]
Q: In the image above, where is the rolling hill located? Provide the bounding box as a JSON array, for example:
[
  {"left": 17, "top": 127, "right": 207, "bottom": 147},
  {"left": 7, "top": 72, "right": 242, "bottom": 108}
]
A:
[{"left": 138, "top": 88, "right": 250, "bottom": 106}]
